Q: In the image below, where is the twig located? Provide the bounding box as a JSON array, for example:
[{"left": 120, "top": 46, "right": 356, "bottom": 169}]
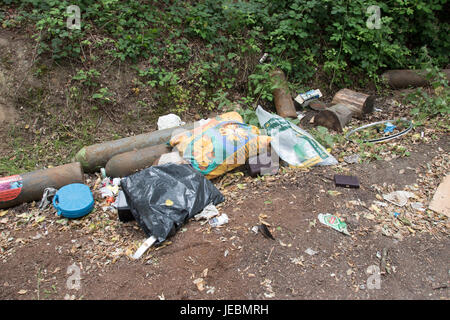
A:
[{"left": 265, "top": 246, "right": 275, "bottom": 264}]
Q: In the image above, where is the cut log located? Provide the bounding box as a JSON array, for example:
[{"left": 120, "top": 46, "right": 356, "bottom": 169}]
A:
[
  {"left": 314, "top": 103, "right": 353, "bottom": 132},
  {"left": 308, "top": 100, "right": 328, "bottom": 111},
  {"left": 270, "top": 69, "right": 297, "bottom": 118},
  {"left": 382, "top": 69, "right": 450, "bottom": 89},
  {"left": 331, "top": 88, "right": 375, "bottom": 119}
]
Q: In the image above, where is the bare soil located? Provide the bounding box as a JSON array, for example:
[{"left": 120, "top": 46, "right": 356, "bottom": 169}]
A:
[
  {"left": 0, "top": 28, "right": 449, "bottom": 301},
  {"left": 1, "top": 136, "right": 449, "bottom": 300}
]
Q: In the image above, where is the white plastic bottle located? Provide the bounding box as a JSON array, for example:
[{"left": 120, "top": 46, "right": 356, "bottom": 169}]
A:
[{"left": 209, "top": 214, "right": 229, "bottom": 227}]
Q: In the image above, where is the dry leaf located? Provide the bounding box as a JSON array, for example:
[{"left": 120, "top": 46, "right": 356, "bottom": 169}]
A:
[{"left": 193, "top": 278, "right": 205, "bottom": 291}]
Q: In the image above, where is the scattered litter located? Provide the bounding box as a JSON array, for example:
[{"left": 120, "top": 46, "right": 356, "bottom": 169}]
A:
[
  {"left": 157, "top": 151, "right": 188, "bottom": 165},
  {"left": 256, "top": 106, "right": 337, "bottom": 168},
  {"left": 343, "top": 154, "right": 360, "bottom": 164},
  {"left": 394, "top": 212, "right": 401, "bottom": 218},
  {"left": 296, "top": 111, "right": 306, "bottom": 121},
  {"left": 121, "top": 164, "right": 224, "bottom": 244},
  {"left": 157, "top": 114, "right": 186, "bottom": 130},
  {"left": 194, "top": 203, "right": 220, "bottom": 221},
  {"left": 294, "top": 89, "right": 322, "bottom": 106},
  {"left": 383, "top": 122, "right": 396, "bottom": 133},
  {"left": 318, "top": 213, "right": 350, "bottom": 236},
  {"left": 206, "top": 286, "right": 215, "bottom": 294},
  {"left": 428, "top": 175, "right": 450, "bottom": 217},
  {"left": 334, "top": 175, "right": 360, "bottom": 189},
  {"left": 383, "top": 191, "right": 415, "bottom": 207},
  {"left": 38, "top": 187, "right": 58, "bottom": 210},
  {"left": 305, "top": 248, "right": 318, "bottom": 256},
  {"left": 209, "top": 214, "right": 229, "bottom": 227},
  {"left": 132, "top": 236, "right": 157, "bottom": 260},
  {"left": 99, "top": 186, "right": 114, "bottom": 198},
  {"left": 53, "top": 183, "right": 94, "bottom": 219},
  {"left": 410, "top": 202, "right": 425, "bottom": 212},
  {"left": 345, "top": 119, "right": 412, "bottom": 143},
  {"left": 259, "top": 52, "right": 270, "bottom": 64},
  {"left": 170, "top": 111, "right": 271, "bottom": 179},
  {"left": 116, "top": 190, "right": 134, "bottom": 222},
  {"left": 258, "top": 224, "right": 275, "bottom": 240}
]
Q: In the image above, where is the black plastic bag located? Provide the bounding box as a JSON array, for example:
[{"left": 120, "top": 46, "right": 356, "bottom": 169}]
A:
[{"left": 121, "top": 164, "right": 225, "bottom": 243}]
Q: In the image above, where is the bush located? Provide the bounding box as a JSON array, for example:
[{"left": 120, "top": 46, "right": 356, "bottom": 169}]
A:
[{"left": 2, "top": 0, "right": 448, "bottom": 108}]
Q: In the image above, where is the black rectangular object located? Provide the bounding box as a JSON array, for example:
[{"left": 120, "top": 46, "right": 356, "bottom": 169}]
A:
[
  {"left": 117, "top": 190, "right": 134, "bottom": 222},
  {"left": 334, "top": 174, "right": 360, "bottom": 188},
  {"left": 247, "top": 151, "right": 279, "bottom": 177}
]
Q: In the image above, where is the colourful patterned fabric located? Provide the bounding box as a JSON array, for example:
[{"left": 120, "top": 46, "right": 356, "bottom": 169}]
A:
[{"left": 170, "top": 112, "right": 271, "bottom": 179}]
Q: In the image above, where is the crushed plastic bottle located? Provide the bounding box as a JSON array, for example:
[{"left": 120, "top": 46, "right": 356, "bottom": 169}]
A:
[{"left": 209, "top": 213, "right": 229, "bottom": 227}]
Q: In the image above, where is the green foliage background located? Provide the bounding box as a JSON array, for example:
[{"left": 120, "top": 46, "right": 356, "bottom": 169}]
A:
[{"left": 1, "top": 0, "right": 449, "bottom": 109}]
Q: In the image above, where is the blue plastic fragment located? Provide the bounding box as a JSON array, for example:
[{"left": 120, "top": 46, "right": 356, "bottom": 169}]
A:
[{"left": 384, "top": 122, "right": 396, "bottom": 133}]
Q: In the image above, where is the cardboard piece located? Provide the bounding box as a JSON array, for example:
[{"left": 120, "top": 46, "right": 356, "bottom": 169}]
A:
[{"left": 429, "top": 175, "right": 450, "bottom": 217}]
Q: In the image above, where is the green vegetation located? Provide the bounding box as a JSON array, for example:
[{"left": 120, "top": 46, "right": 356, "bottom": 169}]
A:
[
  {"left": 0, "top": 0, "right": 448, "bottom": 174},
  {"left": 403, "top": 47, "right": 450, "bottom": 121},
  {"left": 1, "top": 0, "right": 448, "bottom": 109}
]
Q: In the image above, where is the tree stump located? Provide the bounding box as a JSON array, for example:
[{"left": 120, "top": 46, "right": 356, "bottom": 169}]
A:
[
  {"left": 314, "top": 103, "right": 353, "bottom": 132},
  {"left": 331, "top": 88, "right": 375, "bottom": 119}
]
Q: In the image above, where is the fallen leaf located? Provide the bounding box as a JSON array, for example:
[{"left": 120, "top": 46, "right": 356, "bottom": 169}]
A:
[
  {"left": 18, "top": 290, "right": 28, "bottom": 295},
  {"left": 193, "top": 278, "right": 205, "bottom": 291},
  {"left": 327, "top": 190, "right": 342, "bottom": 197}
]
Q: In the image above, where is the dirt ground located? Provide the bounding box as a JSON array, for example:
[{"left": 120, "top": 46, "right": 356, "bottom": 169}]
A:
[
  {"left": 0, "top": 28, "right": 449, "bottom": 301},
  {"left": 1, "top": 135, "right": 449, "bottom": 300}
]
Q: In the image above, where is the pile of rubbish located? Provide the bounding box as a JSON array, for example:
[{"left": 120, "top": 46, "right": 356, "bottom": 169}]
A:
[{"left": 3, "top": 64, "right": 437, "bottom": 259}]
